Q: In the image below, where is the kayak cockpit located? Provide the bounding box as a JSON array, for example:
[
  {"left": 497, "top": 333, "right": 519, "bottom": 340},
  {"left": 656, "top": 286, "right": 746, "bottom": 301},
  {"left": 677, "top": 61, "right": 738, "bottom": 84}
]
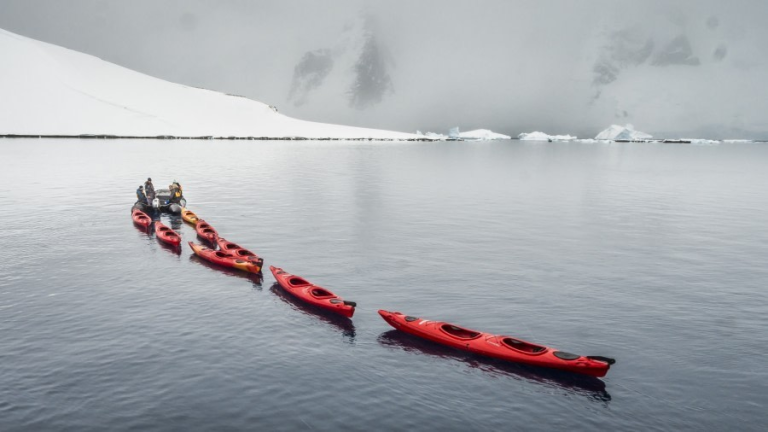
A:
[
  {"left": 440, "top": 324, "right": 481, "bottom": 340},
  {"left": 501, "top": 338, "right": 547, "bottom": 354},
  {"left": 310, "top": 288, "right": 335, "bottom": 299},
  {"left": 235, "top": 250, "right": 256, "bottom": 257},
  {"left": 288, "top": 277, "right": 310, "bottom": 286},
  {"left": 214, "top": 251, "right": 232, "bottom": 259}
]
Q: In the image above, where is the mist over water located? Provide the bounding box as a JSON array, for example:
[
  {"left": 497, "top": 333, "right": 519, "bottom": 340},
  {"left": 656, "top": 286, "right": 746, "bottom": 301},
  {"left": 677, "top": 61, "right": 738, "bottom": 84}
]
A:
[{"left": 1, "top": 0, "right": 766, "bottom": 138}]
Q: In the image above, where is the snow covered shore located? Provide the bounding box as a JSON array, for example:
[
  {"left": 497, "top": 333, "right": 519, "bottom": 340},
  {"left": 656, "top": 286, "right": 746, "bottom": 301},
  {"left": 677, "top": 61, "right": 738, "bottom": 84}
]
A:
[{"left": 0, "top": 27, "right": 422, "bottom": 140}]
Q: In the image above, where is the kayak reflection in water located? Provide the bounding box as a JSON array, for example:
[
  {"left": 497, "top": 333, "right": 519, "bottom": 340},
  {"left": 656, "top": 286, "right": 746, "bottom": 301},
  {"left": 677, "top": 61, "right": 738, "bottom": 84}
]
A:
[{"left": 377, "top": 330, "right": 610, "bottom": 402}]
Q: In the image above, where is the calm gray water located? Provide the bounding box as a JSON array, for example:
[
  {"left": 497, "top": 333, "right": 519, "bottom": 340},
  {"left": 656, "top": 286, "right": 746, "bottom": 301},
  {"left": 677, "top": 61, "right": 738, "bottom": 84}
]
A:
[{"left": 1, "top": 139, "right": 766, "bottom": 431}]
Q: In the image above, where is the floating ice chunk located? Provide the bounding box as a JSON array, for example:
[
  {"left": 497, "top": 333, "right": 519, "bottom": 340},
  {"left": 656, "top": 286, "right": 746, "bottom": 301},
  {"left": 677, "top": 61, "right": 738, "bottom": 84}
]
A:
[
  {"left": 518, "top": 131, "right": 577, "bottom": 141},
  {"left": 680, "top": 138, "right": 720, "bottom": 145},
  {"left": 595, "top": 124, "right": 652, "bottom": 141},
  {"left": 458, "top": 129, "right": 511, "bottom": 140}
]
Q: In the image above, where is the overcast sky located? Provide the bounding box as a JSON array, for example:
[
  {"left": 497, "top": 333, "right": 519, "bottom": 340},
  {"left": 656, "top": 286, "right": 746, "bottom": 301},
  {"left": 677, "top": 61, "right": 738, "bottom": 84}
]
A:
[{"left": 1, "top": 0, "right": 766, "bottom": 138}]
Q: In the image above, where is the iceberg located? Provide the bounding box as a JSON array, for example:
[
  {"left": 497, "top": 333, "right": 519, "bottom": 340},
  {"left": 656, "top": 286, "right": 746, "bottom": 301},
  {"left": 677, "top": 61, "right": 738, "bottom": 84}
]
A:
[
  {"left": 595, "top": 124, "right": 652, "bottom": 141},
  {"left": 0, "top": 27, "right": 423, "bottom": 140},
  {"left": 518, "top": 131, "right": 577, "bottom": 141},
  {"left": 458, "top": 129, "right": 511, "bottom": 140},
  {"left": 415, "top": 130, "right": 448, "bottom": 140},
  {"left": 416, "top": 127, "right": 509, "bottom": 141}
]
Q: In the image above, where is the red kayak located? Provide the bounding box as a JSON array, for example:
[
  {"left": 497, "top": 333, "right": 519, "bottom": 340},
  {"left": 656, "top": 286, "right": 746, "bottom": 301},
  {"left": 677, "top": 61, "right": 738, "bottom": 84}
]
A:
[
  {"left": 154, "top": 221, "right": 181, "bottom": 246},
  {"left": 216, "top": 238, "right": 263, "bottom": 272},
  {"left": 270, "top": 266, "right": 356, "bottom": 318},
  {"left": 378, "top": 310, "right": 615, "bottom": 378},
  {"left": 189, "top": 242, "right": 262, "bottom": 273},
  {"left": 195, "top": 220, "right": 218, "bottom": 244},
  {"left": 132, "top": 209, "right": 151, "bottom": 228}
]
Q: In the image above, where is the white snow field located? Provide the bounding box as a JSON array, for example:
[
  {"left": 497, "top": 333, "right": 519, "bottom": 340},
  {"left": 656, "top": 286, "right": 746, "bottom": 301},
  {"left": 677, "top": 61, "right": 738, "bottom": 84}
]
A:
[
  {"left": 518, "top": 131, "right": 577, "bottom": 141},
  {"left": 0, "top": 27, "right": 421, "bottom": 139},
  {"left": 595, "top": 124, "right": 652, "bottom": 141}
]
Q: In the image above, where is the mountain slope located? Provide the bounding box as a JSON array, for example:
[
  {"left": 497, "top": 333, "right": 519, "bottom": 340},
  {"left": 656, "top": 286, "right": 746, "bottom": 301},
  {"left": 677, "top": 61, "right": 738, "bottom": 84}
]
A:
[{"left": 0, "top": 27, "right": 418, "bottom": 139}]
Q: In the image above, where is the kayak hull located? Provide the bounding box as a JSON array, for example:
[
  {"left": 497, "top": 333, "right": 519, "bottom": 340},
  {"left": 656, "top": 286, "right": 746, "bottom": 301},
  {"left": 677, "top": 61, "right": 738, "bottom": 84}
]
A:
[
  {"left": 189, "top": 242, "right": 261, "bottom": 273},
  {"left": 154, "top": 221, "right": 181, "bottom": 246},
  {"left": 377, "top": 310, "right": 613, "bottom": 378},
  {"left": 131, "top": 209, "right": 152, "bottom": 228},
  {"left": 194, "top": 220, "right": 218, "bottom": 244},
  {"left": 216, "top": 238, "right": 263, "bottom": 273},
  {"left": 181, "top": 207, "right": 199, "bottom": 225},
  {"left": 270, "top": 266, "right": 355, "bottom": 318}
]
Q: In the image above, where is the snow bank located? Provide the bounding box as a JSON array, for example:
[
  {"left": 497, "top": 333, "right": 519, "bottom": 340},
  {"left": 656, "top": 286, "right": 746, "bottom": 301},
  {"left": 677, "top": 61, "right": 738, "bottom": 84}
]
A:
[
  {"left": 680, "top": 138, "right": 720, "bottom": 145},
  {"left": 595, "top": 124, "right": 652, "bottom": 141},
  {"left": 0, "top": 27, "right": 421, "bottom": 139},
  {"left": 518, "top": 131, "right": 577, "bottom": 141},
  {"left": 458, "top": 129, "right": 511, "bottom": 140}
]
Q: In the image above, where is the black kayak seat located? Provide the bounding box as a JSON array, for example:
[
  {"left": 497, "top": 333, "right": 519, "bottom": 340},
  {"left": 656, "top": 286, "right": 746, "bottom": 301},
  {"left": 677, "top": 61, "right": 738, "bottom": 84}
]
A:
[
  {"left": 502, "top": 338, "right": 546, "bottom": 353},
  {"left": 553, "top": 351, "right": 581, "bottom": 361},
  {"left": 288, "top": 277, "right": 310, "bottom": 286},
  {"left": 310, "top": 288, "right": 334, "bottom": 299},
  {"left": 441, "top": 324, "right": 481, "bottom": 340}
]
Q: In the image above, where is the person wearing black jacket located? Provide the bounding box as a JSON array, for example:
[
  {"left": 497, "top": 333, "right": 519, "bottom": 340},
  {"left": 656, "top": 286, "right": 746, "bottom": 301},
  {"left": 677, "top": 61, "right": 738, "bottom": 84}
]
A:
[{"left": 144, "top": 177, "right": 155, "bottom": 201}]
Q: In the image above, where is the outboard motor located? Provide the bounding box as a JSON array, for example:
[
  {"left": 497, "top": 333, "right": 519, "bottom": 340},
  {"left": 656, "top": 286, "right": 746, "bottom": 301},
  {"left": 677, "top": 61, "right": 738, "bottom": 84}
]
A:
[{"left": 152, "top": 197, "right": 160, "bottom": 209}]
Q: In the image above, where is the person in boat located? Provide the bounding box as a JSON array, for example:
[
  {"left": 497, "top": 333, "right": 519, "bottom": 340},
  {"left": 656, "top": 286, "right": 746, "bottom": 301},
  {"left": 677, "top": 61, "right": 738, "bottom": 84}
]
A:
[
  {"left": 136, "top": 185, "right": 147, "bottom": 204},
  {"left": 168, "top": 180, "right": 183, "bottom": 204},
  {"left": 144, "top": 177, "right": 155, "bottom": 202}
]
